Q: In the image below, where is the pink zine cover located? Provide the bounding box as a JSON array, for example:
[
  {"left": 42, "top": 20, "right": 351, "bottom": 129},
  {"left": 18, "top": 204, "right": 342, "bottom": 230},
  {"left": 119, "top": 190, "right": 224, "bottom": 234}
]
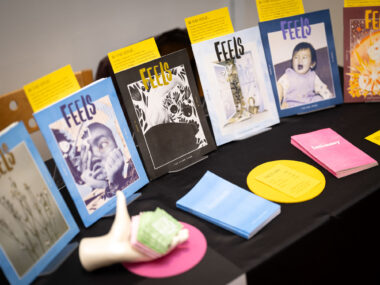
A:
[{"left": 291, "top": 128, "right": 378, "bottom": 178}]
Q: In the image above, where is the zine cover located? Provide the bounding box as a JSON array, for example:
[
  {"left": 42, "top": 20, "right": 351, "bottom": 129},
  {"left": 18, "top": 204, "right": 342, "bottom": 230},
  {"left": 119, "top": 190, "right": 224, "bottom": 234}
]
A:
[
  {"left": 344, "top": 6, "right": 380, "bottom": 102},
  {"left": 34, "top": 78, "right": 148, "bottom": 227},
  {"left": 291, "top": 128, "right": 378, "bottom": 178},
  {"left": 115, "top": 49, "right": 216, "bottom": 180},
  {"left": 192, "top": 26, "right": 280, "bottom": 146},
  {"left": 0, "top": 122, "right": 78, "bottom": 285},
  {"left": 259, "top": 10, "right": 343, "bottom": 117}
]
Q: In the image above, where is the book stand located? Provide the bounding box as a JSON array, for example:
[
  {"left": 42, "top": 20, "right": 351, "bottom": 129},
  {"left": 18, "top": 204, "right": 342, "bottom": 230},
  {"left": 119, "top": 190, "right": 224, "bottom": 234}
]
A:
[
  {"left": 233, "top": 127, "right": 271, "bottom": 141},
  {"left": 39, "top": 242, "right": 78, "bottom": 276},
  {"left": 168, "top": 155, "right": 208, "bottom": 173}
]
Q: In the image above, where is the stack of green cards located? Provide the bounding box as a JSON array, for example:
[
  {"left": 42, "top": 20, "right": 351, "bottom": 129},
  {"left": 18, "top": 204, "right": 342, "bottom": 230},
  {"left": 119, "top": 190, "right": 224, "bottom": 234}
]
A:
[{"left": 130, "top": 208, "right": 183, "bottom": 258}]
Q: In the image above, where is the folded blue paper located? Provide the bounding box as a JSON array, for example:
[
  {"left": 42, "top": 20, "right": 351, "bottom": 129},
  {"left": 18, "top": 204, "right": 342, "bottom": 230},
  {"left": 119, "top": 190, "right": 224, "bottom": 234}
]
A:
[{"left": 176, "top": 171, "right": 281, "bottom": 239}]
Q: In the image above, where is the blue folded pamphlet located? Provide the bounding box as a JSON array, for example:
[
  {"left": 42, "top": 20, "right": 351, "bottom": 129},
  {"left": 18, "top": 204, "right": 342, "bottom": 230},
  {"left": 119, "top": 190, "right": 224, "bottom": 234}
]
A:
[{"left": 176, "top": 171, "right": 281, "bottom": 239}]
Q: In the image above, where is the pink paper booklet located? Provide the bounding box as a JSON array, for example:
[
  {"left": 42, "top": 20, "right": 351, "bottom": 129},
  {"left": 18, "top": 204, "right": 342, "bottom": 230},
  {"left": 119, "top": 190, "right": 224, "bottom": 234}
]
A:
[{"left": 291, "top": 128, "right": 378, "bottom": 178}]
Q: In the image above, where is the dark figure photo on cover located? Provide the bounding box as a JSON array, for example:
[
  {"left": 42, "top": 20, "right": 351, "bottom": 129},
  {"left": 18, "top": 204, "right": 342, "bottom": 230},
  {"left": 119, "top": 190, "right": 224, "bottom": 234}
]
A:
[
  {"left": 127, "top": 64, "right": 208, "bottom": 168},
  {"left": 50, "top": 96, "right": 139, "bottom": 213},
  {"left": 267, "top": 22, "right": 336, "bottom": 110}
]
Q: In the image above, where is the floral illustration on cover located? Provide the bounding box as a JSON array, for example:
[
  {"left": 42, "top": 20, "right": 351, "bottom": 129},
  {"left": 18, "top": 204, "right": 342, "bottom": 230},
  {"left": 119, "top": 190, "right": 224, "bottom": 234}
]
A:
[{"left": 127, "top": 64, "right": 207, "bottom": 148}]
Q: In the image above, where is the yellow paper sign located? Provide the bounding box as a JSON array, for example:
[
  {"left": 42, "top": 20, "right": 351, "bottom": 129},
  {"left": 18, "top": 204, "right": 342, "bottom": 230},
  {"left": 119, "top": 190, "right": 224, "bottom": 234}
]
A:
[
  {"left": 365, "top": 130, "right": 380, "bottom": 146},
  {"left": 24, "top": 65, "right": 80, "bottom": 112},
  {"left": 255, "top": 163, "right": 320, "bottom": 199},
  {"left": 108, "top": 37, "right": 161, "bottom": 74},
  {"left": 344, "top": 0, "right": 380, "bottom": 7},
  {"left": 256, "top": 0, "right": 305, "bottom": 22},
  {"left": 185, "top": 7, "right": 234, "bottom": 44},
  {"left": 247, "top": 160, "right": 325, "bottom": 203}
]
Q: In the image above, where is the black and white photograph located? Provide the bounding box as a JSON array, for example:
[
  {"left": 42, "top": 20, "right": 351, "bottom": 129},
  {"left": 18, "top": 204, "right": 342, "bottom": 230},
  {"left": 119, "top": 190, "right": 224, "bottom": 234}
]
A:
[
  {"left": 0, "top": 142, "right": 69, "bottom": 278},
  {"left": 267, "top": 22, "right": 336, "bottom": 110},
  {"left": 50, "top": 95, "right": 139, "bottom": 213}
]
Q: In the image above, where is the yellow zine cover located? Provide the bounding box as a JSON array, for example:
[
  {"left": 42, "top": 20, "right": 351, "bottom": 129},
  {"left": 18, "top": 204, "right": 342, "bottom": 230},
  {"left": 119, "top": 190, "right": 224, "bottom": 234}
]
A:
[
  {"left": 366, "top": 130, "right": 380, "bottom": 146},
  {"left": 247, "top": 160, "right": 325, "bottom": 203}
]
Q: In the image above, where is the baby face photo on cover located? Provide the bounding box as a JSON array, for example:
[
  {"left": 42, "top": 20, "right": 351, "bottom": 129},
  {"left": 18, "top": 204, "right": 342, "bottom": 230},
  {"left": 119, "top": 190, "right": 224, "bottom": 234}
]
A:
[{"left": 267, "top": 22, "right": 336, "bottom": 110}]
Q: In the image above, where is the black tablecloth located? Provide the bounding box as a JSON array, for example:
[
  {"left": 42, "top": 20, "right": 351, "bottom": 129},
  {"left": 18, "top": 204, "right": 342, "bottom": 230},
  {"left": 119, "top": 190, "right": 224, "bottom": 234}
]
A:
[{"left": 2, "top": 102, "right": 380, "bottom": 284}]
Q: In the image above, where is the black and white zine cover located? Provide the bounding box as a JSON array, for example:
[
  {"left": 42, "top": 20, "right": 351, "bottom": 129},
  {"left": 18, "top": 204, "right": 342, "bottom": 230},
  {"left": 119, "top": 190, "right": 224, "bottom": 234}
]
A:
[{"left": 115, "top": 49, "right": 216, "bottom": 179}]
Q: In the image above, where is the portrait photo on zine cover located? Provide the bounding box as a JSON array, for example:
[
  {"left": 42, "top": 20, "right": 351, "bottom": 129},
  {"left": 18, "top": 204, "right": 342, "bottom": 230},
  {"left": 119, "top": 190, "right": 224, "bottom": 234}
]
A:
[
  {"left": 0, "top": 142, "right": 69, "bottom": 278},
  {"left": 267, "top": 22, "right": 336, "bottom": 110},
  {"left": 49, "top": 95, "right": 139, "bottom": 214},
  {"left": 213, "top": 50, "right": 268, "bottom": 129},
  {"left": 127, "top": 64, "right": 208, "bottom": 168}
]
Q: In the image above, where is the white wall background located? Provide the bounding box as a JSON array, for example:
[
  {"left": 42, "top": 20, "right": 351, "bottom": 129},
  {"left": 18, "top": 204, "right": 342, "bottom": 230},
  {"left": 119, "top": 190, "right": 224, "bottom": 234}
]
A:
[
  {"left": 0, "top": 0, "right": 344, "bottom": 160},
  {"left": 0, "top": 0, "right": 343, "bottom": 95}
]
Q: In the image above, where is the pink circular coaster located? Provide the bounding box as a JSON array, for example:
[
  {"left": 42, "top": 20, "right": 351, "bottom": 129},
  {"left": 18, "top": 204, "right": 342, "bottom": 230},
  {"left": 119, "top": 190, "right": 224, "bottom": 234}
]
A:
[{"left": 123, "top": 222, "right": 207, "bottom": 278}]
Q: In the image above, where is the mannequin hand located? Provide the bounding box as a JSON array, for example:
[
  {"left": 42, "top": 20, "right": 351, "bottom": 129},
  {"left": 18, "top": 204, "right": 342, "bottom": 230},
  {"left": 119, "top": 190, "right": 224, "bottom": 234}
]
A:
[{"left": 79, "top": 191, "right": 189, "bottom": 271}]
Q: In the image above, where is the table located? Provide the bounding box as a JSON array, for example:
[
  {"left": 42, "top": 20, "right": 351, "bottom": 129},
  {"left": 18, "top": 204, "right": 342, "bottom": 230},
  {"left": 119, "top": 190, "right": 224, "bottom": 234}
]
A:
[{"left": 1, "top": 102, "right": 380, "bottom": 284}]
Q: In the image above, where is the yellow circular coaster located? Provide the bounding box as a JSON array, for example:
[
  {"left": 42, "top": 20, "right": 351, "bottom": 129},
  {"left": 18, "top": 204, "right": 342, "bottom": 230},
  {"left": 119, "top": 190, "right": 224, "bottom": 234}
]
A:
[{"left": 247, "top": 160, "right": 325, "bottom": 203}]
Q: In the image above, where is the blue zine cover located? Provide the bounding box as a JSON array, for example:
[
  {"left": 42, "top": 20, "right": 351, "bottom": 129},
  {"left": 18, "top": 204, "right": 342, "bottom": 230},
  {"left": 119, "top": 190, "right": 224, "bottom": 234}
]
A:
[
  {"left": 176, "top": 171, "right": 280, "bottom": 239},
  {"left": 0, "top": 122, "right": 78, "bottom": 285},
  {"left": 192, "top": 26, "right": 280, "bottom": 146},
  {"left": 34, "top": 77, "right": 149, "bottom": 227},
  {"left": 259, "top": 10, "right": 343, "bottom": 117}
]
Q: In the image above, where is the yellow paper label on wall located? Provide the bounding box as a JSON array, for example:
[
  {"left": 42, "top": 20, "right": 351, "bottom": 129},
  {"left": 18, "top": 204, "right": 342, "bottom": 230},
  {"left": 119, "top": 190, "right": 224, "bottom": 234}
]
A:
[
  {"left": 185, "top": 7, "right": 234, "bottom": 44},
  {"left": 24, "top": 65, "right": 80, "bottom": 112},
  {"left": 255, "top": 163, "right": 320, "bottom": 198},
  {"left": 344, "top": 0, "right": 380, "bottom": 7},
  {"left": 365, "top": 130, "right": 380, "bottom": 146},
  {"left": 256, "top": 0, "right": 305, "bottom": 22},
  {"left": 108, "top": 37, "right": 161, "bottom": 74}
]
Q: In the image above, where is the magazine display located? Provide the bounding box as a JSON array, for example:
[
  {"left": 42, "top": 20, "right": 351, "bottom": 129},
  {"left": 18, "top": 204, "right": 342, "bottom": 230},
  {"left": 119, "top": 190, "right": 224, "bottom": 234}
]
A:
[
  {"left": 259, "top": 10, "right": 343, "bottom": 117},
  {"left": 115, "top": 49, "right": 216, "bottom": 180},
  {"left": 344, "top": 6, "right": 380, "bottom": 102},
  {"left": 0, "top": 122, "right": 78, "bottom": 285},
  {"left": 34, "top": 78, "right": 148, "bottom": 227},
  {"left": 192, "top": 26, "right": 280, "bottom": 146}
]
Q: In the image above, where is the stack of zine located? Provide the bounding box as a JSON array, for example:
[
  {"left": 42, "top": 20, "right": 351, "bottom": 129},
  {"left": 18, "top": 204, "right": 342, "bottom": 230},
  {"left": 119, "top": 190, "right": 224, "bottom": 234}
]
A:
[
  {"left": 176, "top": 171, "right": 281, "bottom": 239},
  {"left": 291, "top": 128, "right": 378, "bottom": 178},
  {"left": 130, "top": 208, "right": 183, "bottom": 258}
]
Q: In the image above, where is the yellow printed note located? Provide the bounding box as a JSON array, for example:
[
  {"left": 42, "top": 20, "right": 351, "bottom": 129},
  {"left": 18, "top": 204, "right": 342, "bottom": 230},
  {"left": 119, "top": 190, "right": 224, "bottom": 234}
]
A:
[
  {"left": 365, "top": 130, "right": 380, "bottom": 146},
  {"left": 185, "top": 7, "right": 234, "bottom": 44},
  {"left": 108, "top": 37, "right": 161, "bottom": 74},
  {"left": 24, "top": 65, "right": 80, "bottom": 112},
  {"left": 344, "top": 0, "right": 380, "bottom": 7},
  {"left": 255, "top": 163, "right": 320, "bottom": 199},
  {"left": 256, "top": 0, "right": 305, "bottom": 22}
]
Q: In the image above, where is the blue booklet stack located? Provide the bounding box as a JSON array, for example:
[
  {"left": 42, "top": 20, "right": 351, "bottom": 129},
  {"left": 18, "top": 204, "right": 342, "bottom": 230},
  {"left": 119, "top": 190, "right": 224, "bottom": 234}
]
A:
[{"left": 176, "top": 171, "right": 281, "bottom": 239}]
